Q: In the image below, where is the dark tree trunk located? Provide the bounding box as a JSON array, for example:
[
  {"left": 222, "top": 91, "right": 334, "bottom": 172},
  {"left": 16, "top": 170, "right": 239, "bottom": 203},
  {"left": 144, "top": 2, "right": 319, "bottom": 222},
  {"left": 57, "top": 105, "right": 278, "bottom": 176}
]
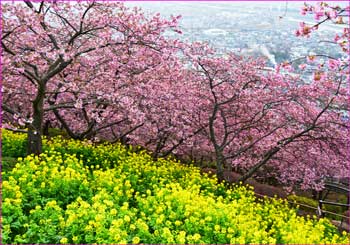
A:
[
  {"left": 238, "top": 146, "right": 280, "bottom": 183},
  {"left": 27, "top": 82, "right": 45, "bottom": 155},
  {"left": 27, "top": 129, "right": 42, "bottom": 155},
  {"left": 208, "top": 109, "right": 227, "bottom": 183},
  {"left": 43, "top": 120, "right": 51, "bottom": 136},
  {"left": 216, "top": 150, "right": 225, "bottom": 183}
]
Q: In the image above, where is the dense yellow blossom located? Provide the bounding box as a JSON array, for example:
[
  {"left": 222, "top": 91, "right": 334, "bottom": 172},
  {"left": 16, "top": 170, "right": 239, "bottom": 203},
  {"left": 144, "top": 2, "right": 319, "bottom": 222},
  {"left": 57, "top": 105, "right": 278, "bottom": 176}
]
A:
[{"left": 2, "top": 129, "right": 350, "bottom": 244}]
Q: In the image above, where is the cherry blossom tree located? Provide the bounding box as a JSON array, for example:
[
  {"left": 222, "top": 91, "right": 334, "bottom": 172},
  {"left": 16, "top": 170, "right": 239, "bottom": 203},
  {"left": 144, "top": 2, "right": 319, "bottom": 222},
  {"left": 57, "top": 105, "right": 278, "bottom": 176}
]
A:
[
  {"left": 270, "top": 1, "right": 350, "bottom": 189},
  {"left": 181, "top": 40, "right": 349, "bottom": 189},
  {"left": 181, "top": 1, "right": 349, "bottom": 189},
  {"left": 2, "top": 0, "right": 182, "bottom": 154},
  {"left": 126, "top": 59, "right": 205, "bottom": 160}
]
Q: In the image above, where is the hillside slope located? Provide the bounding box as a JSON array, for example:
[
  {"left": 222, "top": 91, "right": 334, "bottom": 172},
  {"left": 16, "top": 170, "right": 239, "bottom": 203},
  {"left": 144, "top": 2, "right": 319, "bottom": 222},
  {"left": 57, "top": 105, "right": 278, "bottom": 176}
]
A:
[{"left": 2, "top": 130, "right": 349, "bottom": 244}]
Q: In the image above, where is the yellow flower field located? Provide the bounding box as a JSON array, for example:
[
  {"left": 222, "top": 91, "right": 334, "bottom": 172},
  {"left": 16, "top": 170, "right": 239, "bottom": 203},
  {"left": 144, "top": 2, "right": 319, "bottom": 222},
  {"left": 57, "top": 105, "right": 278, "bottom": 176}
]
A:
[{"left": 2, "top": 130, "right": 349, "bottom": 244}]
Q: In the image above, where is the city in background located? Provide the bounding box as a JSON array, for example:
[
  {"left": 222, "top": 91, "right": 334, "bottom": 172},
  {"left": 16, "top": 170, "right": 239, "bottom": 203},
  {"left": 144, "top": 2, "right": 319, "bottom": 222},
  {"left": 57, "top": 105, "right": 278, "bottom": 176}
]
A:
[{"left": 127, "top": 1, "right": 346, "bottom": 68}]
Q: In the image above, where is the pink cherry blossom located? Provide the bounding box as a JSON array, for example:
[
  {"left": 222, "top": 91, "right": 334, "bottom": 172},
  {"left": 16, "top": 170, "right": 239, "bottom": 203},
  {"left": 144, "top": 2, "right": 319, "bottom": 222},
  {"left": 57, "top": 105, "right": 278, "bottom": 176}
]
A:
[
  {"left": 298, "top": 63, "right": 307, "bottom": 70},
  {"left": 327, "top": 59, "right": 340, "bottom": 70}
]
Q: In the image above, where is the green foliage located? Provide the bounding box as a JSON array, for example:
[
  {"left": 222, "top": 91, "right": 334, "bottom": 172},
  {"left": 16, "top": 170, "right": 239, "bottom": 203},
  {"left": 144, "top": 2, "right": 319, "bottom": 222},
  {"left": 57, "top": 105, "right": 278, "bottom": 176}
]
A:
[
  {"left": 46, "top": 128, "right": 69, "bottom": 138},
  {"left": 2, "top": 129, "right": 27, "bottom": 158},
  {"left": 2, "top": 156, "right": 18, "bottom": 172},
  {"left": 288, "top": 195, "right": 319, "bottom": 212},
  {"left": 288, "top": 194, "right": 348, "bottom": 221},
  {"left": 2, "top": 129, "right": 350, "bottom": 244}
]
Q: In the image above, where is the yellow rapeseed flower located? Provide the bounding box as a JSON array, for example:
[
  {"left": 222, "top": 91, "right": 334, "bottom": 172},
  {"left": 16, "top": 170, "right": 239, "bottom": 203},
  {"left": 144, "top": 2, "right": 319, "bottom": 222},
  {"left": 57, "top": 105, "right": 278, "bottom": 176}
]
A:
[
  {"left": 60, "top": 237, "right": 68, "bottom": 244},
  {"left": 132, "top": 236, "right": 140, "bottom": 244},
  {"left": 124, "top": 215, "right": 131, "bottom": 223},
  {"left": 175, "top": 220, "right": 182, "bottom": 226},
  {"left": 193, "top": 233, "right": 201, "bottom": 241},
  {"left": 110, "top": 208, "right": 117, "bottom": 215}
]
